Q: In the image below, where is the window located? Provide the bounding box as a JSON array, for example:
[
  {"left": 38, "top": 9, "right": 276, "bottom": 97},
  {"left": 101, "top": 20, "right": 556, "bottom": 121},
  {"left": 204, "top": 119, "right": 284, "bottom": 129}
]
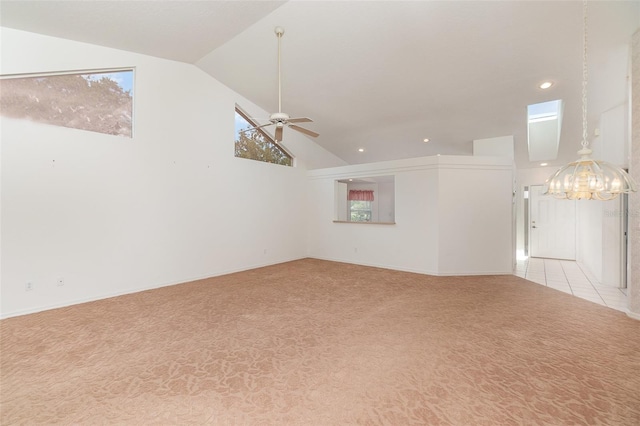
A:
[
  {"left": 350, "top": 200, "right": 372, "bottom": 222},
  {"left": 349, "top": 189, "right": 375, "bottom": 222},
  {"left": 234, "top": 105, "right": 292, "bottom": 166},
  {"left": 334, "top": 176, "right": 395, "bottom": 224},
  {"left": 0, "top": 68, "right": 134, "bottom": 137}
]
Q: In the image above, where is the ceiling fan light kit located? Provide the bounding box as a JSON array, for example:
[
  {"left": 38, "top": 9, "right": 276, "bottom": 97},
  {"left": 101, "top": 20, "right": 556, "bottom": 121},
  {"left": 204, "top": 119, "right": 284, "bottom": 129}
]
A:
[
  {"left": 545, "top": 1, "right": 637, "bottom": 201},
  {"left": 240, "top": 26, "right": 319, "bottom": 143}
]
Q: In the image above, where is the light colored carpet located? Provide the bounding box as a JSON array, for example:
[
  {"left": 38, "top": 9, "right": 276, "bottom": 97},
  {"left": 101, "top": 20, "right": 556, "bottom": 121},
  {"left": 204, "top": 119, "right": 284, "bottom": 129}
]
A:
[{"left": 1, "top": 258, "right": 639, "bottom": 425}]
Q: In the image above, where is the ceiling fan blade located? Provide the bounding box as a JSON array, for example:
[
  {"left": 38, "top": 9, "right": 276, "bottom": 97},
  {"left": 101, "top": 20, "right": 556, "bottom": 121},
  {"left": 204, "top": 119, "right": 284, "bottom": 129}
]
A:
[
  {"left": 275, "top": 126, "right": 283, "bottom": 142},
  {"left": 287, "top": 117, "right": 313, "bottom": 124},
  {"left": 289, "top": 125, "right": 319, "bottom": 138}
]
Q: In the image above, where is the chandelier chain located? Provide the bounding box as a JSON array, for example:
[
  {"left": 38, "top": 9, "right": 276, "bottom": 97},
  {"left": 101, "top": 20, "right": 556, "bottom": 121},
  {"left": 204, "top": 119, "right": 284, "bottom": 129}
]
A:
[
  {"left": 544, "top": 0, "right": 638, "bottom": 200},
  {"left": 581, "top": 0, "right": 588, "bottom": 149}
]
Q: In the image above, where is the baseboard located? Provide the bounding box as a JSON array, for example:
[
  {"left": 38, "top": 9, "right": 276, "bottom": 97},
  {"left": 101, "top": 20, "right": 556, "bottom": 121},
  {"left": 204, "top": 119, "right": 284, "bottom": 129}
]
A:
[
  {"left": 0, "top": 256, "right": 306, "bottom": 320},
  {"left": 627, "top": 311, "right": 640, "bottom": 321},
  {"left": 307, "top": 256, "right": 512, "bottom": 277},
  {"left": 1, "top": 256, "right": 514, "bottom": 319},
  {"left": 435, "top": 270, "right": 513, "bottom": 276},
  {"left": 307, "top": 255, "right": 438, "bottom": 275}
]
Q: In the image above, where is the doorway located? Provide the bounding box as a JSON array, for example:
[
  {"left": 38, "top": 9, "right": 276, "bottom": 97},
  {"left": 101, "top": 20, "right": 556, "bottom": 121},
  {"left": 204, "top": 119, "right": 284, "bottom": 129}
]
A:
[{"left": 529, "top": 185, "right": 576, "bottom": 260}]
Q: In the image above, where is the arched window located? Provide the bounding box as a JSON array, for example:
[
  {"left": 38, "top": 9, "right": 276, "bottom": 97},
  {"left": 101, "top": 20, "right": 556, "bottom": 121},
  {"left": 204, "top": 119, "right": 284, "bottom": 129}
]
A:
[{"left": 234, "top": 105, "right": 292, "bottom": 166}]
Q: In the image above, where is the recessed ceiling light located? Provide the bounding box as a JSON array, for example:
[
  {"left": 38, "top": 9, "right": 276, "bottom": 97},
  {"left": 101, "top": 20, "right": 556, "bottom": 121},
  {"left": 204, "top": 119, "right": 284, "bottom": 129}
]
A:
[
  {"left": 540, "top": 162, "right": 548, "bottom": 166},
  {"left": 358, "top": 148, "right": 365, "bottom": 152},
  {"left": 423, "top": 138, "right": 430, "bottom": 143},
  {"left": 539, "top": 81, "right": 553, "bottom": 89}
]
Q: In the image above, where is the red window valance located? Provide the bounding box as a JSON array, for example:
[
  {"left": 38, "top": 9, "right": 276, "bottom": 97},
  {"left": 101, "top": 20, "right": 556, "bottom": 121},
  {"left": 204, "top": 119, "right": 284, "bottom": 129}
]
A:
[{"left": 348, "top": 190, "right": 374, "bottom": 201}]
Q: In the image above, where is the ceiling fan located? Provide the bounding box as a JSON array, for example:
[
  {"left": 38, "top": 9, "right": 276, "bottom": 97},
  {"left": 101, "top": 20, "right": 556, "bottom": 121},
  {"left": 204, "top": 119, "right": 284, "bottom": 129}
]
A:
[{"left": 241, "top": 26, "right": 319, "bottom": 143}]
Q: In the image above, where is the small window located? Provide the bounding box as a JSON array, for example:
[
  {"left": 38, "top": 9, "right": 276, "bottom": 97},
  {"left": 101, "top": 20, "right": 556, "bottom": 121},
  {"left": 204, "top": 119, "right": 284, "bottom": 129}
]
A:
[
  {"left": 350, "top": 200, "right": 372, "bottom": 222},
  {"left": 234, "top": 105, "right": 292, "bottom": 166},
  {"left": 0, "top": 68, "right": 134, "bottom": 137}
]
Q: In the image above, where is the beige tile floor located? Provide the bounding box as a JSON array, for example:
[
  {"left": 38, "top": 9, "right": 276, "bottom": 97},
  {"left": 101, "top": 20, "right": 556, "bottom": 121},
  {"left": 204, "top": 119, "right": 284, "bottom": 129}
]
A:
[{"left": 515, "top": 257, "right": 628, "bottom": 312}]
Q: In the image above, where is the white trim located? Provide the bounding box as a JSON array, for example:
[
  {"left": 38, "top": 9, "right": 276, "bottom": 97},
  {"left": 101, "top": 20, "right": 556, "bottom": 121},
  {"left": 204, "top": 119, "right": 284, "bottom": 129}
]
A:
[
  {"left": 307, "top": 155, "right": 513, "bottom": 181},
  {"left": 0, "top": 67, "right": 135, "bottom": 79}
]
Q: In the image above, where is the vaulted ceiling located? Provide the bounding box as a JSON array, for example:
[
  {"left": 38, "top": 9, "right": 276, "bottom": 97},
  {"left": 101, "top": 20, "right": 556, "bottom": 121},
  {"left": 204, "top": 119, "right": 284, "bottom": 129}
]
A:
[{"left": 2, "top": 0, "right": 638, "bottom": 168}]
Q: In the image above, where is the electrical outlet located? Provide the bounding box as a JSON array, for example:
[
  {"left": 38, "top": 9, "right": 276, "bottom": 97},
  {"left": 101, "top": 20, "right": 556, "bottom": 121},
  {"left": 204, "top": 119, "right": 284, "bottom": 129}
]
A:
[
  {"left": 25, "top": 282, "right": 33, "bottom": 291},
  {"left": 57, "top": 278, "right": 64, "bottom": 286}
]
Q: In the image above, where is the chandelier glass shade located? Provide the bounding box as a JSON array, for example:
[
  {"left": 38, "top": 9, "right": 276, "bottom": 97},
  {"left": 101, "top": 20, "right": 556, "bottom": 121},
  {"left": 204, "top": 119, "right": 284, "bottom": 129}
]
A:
[{"left": 545, "top": 148, "right": 637, "bottom": 201}]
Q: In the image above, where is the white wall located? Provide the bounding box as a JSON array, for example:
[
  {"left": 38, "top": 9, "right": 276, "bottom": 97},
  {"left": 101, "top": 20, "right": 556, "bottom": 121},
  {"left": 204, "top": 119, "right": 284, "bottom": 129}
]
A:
[
  {"left": 576, "top": 198, "right": 625, "bottom": 286},
  {"left": 575, "top": 103, "right": 628, "bottom": 286},
  {"left": 583, "top": 102, "right": 629, "bottom": 286},
  {"left": 378, "top": 181, "right": 395, "bottom": 223},
  {"left": 307, "top": 156, "right": 513, "bottom": 275},
  {"left": 576, "top": 201, "right": 605, "bottom": 279},
  {"left": 601, "top": 198, "right": 625, "bottom": 287},
  {"left": 308, "top": 162, "right": 440, "bottom": 274},
  {"left": 473, "top": 135, "right": 514, "bottom": 160},
  {"left": 334, "top": 182, "right": 348, "bottom": 221},
  {"left": 592, "top": 104, "right": 628, "bottom": 166},
  {"left": 0, "top": 28, "right": 345, "bottom": 318},
  {"left": 437, "top": 165, "right": 513, "bottom": 275}
]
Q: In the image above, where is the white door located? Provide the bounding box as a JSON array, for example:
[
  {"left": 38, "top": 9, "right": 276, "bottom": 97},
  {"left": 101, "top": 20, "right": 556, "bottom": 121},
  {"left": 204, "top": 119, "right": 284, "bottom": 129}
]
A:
[{"left": 530, "top": 185, "right": 576, "bottom": 259}]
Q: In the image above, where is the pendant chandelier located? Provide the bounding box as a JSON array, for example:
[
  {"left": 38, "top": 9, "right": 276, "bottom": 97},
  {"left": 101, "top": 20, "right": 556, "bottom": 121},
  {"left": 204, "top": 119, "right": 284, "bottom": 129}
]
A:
[{"left": 545, "top": 1, "right": 637, "bottom": 201}]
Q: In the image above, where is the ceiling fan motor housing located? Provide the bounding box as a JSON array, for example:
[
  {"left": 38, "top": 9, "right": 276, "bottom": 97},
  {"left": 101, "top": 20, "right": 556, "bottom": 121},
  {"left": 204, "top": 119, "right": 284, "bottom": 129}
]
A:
[{"left": 270, "top": 112, "right": 290, "bottom": 123}]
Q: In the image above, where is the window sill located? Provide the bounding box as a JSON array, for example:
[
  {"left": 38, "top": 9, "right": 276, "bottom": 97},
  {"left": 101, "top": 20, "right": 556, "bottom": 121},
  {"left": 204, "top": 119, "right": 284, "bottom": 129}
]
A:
[{"left": 332, "top": 221, "right": 396, "bottom": 225}]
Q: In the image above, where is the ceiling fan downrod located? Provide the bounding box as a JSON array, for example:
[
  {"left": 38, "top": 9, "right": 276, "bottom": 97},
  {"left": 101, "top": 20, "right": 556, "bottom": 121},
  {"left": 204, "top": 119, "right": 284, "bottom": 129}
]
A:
[
  {"left": 275, "top": 26, "right": 284, "bottom": 114},
  {"left": 239, "top": 26, "right": 318, "bottom": 142}
]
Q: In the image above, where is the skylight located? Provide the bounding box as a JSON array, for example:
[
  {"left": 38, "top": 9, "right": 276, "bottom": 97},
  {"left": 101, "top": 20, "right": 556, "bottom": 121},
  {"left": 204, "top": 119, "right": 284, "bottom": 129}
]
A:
[
  {"left": 527, "top": 99, "right": 563, "bottom": 162},
  {"left": 528, "top": 100, "right": 561, "bottom": 122}
]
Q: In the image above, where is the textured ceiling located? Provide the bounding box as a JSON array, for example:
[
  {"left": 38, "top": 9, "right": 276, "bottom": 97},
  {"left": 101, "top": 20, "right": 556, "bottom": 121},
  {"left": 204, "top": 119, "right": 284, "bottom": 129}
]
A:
[{"left": 1, "top": 0, "right": 638, "bottom": 168}]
